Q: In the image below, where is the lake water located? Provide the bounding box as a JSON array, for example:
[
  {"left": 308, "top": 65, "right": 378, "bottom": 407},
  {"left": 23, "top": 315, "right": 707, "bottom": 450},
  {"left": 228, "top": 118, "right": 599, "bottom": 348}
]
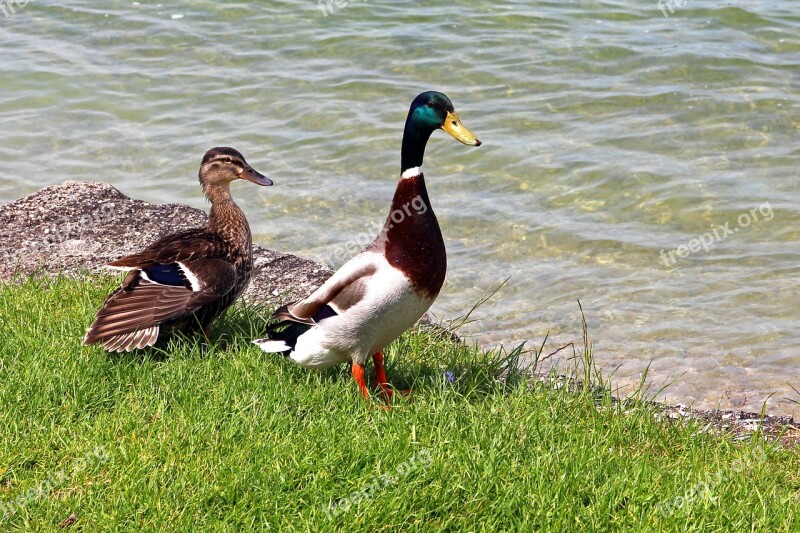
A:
[{"left": 0, "top": 0, "right": 798, "bottom": 416}]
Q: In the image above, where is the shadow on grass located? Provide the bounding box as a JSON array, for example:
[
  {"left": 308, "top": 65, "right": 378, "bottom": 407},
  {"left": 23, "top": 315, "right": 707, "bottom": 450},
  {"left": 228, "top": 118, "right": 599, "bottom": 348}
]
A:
[
  {"left": 208, "top": 282, "right": 614, "bottom": 408},
  {"left": 97, "top": 299, "right": 275, "bottom": 364},
  {"left": 71, "top": 271, "right": 655, "bottom": 417}
]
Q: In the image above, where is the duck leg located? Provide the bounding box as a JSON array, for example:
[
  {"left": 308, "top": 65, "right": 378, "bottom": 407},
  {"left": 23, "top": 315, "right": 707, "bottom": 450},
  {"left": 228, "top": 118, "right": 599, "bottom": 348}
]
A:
[
  {"left": 372, "top": 352, "right": 393, "bottom": 400},
  {"left": 373, "top": 352, "right": 413, "bottom": 400},
  {"left": 351, "top": 362, "right": 370, "bottom": 398}
]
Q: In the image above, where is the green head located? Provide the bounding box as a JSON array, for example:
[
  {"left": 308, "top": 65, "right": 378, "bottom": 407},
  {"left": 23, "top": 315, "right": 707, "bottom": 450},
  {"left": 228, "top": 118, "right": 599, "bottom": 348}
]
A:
[{"left": 401, "top": 91, "right": 481, "bottom": 173}]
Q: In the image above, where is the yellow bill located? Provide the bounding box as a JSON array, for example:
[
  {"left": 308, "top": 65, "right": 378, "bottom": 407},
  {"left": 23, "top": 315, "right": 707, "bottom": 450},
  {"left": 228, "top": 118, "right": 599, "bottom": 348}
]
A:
[{"left": 442, "top": 111, "right": 481, "bottom": 146}]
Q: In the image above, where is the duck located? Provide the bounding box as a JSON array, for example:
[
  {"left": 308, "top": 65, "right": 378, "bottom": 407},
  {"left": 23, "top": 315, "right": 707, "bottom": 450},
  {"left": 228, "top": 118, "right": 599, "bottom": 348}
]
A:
[
  {"left": 83, "top": 147, "right": 272, "bottom": 352},
  {"left": 254, "top": 91, "right": 481, "bottom": 399}
]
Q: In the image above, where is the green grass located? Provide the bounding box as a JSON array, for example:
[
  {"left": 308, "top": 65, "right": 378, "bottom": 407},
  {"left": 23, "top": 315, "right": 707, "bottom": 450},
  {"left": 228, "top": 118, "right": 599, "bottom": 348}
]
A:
[{"left": 0, "top": 274, "right": 798, "bottom": 531}]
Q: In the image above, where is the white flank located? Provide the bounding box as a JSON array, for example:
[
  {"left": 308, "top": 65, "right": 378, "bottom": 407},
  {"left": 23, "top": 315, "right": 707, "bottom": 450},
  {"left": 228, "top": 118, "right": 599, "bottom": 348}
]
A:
[
  {"left": 177, "top": 261, "right": 203, "bottom": 291},
  {"left": 252, "top": 339, "right": 291, "bottom": 352},
  {"left": 287, "top": 252, "right": 434, "bottom": 370},
  {"left": 401, "top": 166, "right": 422, "bottom": 179}
]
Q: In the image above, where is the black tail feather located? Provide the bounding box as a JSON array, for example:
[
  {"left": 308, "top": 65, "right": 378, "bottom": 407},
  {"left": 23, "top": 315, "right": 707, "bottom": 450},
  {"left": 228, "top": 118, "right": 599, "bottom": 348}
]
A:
[{"left": 262, "top": 304, "right": 338, "bottom": 352}]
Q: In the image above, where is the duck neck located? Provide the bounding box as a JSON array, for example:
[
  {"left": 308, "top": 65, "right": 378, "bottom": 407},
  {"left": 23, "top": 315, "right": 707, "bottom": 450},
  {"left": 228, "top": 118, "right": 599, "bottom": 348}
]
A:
[
  {"left": 395, "top": 118, "right": 437, "bottom": 237},
  {"left": 205, "top": 182, "right": 252, "bottom": 251},
  {"left": 400, "top": 120, "right": 434, "bottom": 175},
  {"left": 386, "top": 169, "right": 435, "bottom": 229}
]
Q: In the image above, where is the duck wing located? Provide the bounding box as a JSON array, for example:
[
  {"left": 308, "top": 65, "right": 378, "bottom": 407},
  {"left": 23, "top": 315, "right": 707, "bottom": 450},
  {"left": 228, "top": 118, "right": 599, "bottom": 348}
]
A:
[
  {"left": 274, "top": 253, "right": 378, "bottom": 325},
  {"left": 85, "top": 231, "right": 239, "bottom": 350},
  {"left": 84, "top": 258, "right": 237, "bottom": 350},
  {"left": 108, "top": 229, "right": 230, "bottom": 268}
]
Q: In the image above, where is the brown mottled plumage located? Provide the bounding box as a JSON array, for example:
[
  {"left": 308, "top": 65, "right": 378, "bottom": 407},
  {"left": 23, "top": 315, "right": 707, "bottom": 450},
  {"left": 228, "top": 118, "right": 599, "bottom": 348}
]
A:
[{"left": 83, "top": 147, "right": 272, "bottom": 352}]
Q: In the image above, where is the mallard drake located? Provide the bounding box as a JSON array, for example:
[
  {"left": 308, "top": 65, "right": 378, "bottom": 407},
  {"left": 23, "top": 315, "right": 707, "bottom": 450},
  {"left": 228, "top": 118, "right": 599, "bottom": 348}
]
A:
[
  {"left": 254, "top": 91, "right": 480, "bottom": 399},
  {"left": 83, "top": 147, "right": 272, "bottom": 351}
]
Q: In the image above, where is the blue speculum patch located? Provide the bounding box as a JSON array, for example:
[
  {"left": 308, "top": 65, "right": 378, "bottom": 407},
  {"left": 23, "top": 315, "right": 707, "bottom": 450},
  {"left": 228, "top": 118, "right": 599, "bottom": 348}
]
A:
[{"left": 143, "top": 264, "right": 185, "bottom": 287}]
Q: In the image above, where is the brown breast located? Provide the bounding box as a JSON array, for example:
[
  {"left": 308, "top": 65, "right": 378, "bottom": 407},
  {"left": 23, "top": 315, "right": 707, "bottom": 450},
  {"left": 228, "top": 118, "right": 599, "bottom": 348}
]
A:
[{"left": 369, "top": 172, "right": 446, "bottom": 300}]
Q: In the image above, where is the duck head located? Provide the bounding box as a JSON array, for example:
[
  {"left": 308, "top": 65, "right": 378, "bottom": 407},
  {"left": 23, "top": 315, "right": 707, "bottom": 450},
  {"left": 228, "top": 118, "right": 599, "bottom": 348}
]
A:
[
  {"left": 199, "top": 147, "right": 272, "bottom": 196},
  {"left": 401, "top": 91, "right": 481, "bottom": 173}
]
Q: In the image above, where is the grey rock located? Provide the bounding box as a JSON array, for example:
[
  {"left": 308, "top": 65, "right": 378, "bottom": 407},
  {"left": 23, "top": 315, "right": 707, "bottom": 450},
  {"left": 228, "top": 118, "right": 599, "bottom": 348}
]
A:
[{"left": 0, "top": 180, "right": 333, "bottom": 303}]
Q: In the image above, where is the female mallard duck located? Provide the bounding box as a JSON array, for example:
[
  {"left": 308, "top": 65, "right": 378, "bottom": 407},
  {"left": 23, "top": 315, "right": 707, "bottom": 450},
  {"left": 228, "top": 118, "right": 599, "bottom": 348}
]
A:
[
  {"left": 83, "top": 147, "right": 272, "bottom": 352},
  {"left": 254, "top": 91, "right": 480, "bottom": 399}
]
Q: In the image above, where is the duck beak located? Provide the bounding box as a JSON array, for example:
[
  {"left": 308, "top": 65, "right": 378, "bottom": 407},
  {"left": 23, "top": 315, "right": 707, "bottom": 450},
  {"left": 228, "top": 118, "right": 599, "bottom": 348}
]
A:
[
  {"left": 241, "top": 166, "right": 273, "bottom": 186},
  {"left": 442, "top": 111, "right": 482, "bottom": 146}
]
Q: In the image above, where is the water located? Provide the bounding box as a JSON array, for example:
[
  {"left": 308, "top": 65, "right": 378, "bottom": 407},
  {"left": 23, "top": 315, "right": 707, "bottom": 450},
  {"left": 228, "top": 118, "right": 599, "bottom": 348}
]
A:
[{"left": 0, "top": 0, "right": 798, "bottom": 416}]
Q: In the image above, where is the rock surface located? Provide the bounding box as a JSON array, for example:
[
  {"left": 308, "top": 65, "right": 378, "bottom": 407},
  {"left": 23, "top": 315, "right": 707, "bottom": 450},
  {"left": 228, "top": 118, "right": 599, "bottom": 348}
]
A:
[{"left": 0, "top": 181, "right": 333, "bottom": 304}]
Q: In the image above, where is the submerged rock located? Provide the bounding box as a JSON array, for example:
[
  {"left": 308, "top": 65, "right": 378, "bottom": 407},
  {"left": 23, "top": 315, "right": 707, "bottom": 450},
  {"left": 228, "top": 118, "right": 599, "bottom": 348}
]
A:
[{"left": 0, "top": 180, "right": 333, "bottom": 304}]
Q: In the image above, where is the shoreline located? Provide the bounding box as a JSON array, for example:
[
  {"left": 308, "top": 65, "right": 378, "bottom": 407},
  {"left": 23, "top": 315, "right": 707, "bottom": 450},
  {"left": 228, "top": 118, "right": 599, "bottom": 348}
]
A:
[{"left": 1, "top": 180, "right": 796, "bottom": 444}]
